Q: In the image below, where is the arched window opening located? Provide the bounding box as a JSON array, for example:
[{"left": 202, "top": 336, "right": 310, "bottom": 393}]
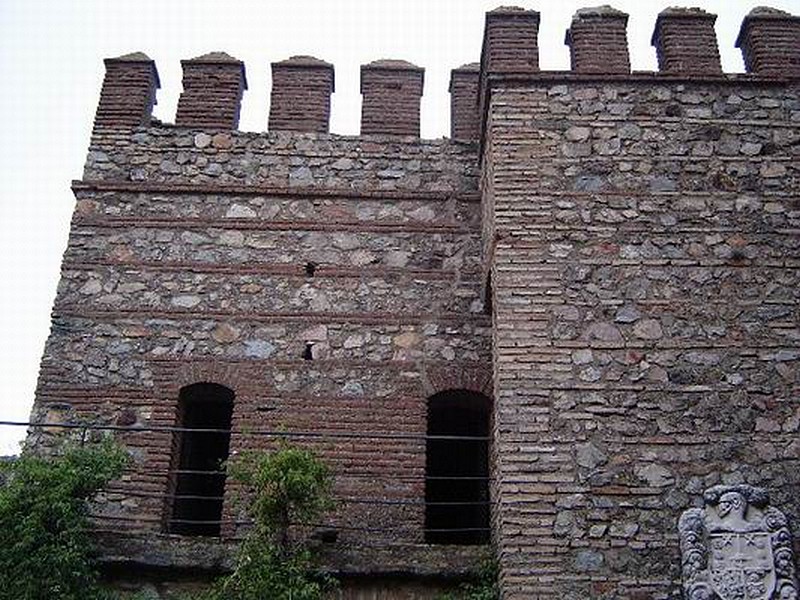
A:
[
  {"left": 168, "top": 382, "right": 234, "bottom": 536},
  {"left": 425, "top": 389, "right": 491, "bottom": 545}
]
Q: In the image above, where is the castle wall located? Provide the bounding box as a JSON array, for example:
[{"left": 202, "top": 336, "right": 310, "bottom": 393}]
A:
[
  {"left": 32, "top": 127, "right": 491, "bottom": 577},
  {"left": 485, "top": 78, "right": 800, "bottom": 598},
  {"left": 27, "top": 4, "right": 800, "bottom": 598}
]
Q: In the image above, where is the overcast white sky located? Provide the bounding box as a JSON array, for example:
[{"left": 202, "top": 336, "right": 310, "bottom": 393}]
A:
[{"left": 0, "top": 0, "right": 797, "bottom": 454}]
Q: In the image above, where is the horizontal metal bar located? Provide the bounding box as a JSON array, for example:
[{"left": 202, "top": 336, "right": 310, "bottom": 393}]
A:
[{"left": 2, "top": 420, "right": 490, "bottom": 442}]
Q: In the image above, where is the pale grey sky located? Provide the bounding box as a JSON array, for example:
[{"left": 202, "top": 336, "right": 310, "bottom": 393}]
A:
[{"left": 0, "top": 0, "right": 797, "bottom": 454}]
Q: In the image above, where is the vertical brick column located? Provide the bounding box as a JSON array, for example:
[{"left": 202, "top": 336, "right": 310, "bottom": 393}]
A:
[
  {"left": 651, "top": 8, "right": 722, "bottom": 75},
  {"left": 478, "top": 7, "right": 540, "bottom": 142},
  {"left": 449, "top": 63, "right": 480, "bottom": 142},
  {"left": 175, "top": 52, "right": 247, "bottom": 129},
  {"left": 93, "top": 52, "right": 160, "bottom": 129},
  {"left": 565, "top": 6, "right": 630, "bottom": 74},
  {"left": 481, "top": 6, "right": 541, "bottom": 74},
  {"left": 736, "top": 7, "right": 800, "bottom": 77},
  {"left": 269, "top": 56, "right": 335, "bottom": 133},
  {"left": 360, "top": 59, "right": 424, "bottom": 137}
]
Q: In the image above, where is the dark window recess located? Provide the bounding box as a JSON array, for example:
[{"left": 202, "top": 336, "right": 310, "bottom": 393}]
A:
[
  {"left": 169, "top": 382, "right": 234, "bottom": 536},
  {"left": 303, "top": 342, "right": 314, "bottom": 360},
  {"left": 304, "top": 262, "right": 317, "bottom": 277},
  {"left": 484, "top": 273, "right": 493, "bottom": 316},
  {"left": 425, "top": 390, "right": 491, "bottom": 545}
]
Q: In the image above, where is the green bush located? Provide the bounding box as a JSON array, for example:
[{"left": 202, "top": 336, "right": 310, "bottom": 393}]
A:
[
  {"left": 0, "top": 440, "right": 127, "bottom": 600},
  {"left": 437, "top": 557, "right": 499, "bottom": 600},
  {"left": 201, "top": 445, "right": 336, "bottom": 600}
]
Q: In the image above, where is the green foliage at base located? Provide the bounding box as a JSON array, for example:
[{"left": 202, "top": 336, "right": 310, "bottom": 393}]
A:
[
  {"left": 202, "top": 537, "right": 335, "bottom": 600},
  {"left": 196, "top": 445, "right": 336, "bottom": 600},
  {"left": 0, "top": 441, "right": 127, "bottom": 600},
  {"left": 437, "top": 558, "right": 499, "bottom": 600}
]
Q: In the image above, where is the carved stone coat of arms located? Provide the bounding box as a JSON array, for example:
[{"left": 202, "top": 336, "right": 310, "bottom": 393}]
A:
[{"left": 679, "top": 485, "right": 798, "bottom": 600}]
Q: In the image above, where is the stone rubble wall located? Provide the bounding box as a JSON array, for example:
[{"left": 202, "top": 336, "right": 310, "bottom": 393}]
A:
[
  {"left": 83, "top": 129, "right": 476, "bottom": 191},
  {"left": 32, "top": 128, "right": 490, "bottom": 577},
  {"left": 484, "top": 79, "right": 800, "bottom": 599}
]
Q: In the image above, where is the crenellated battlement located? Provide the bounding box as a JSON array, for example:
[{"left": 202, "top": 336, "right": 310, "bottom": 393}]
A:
[{"left": 92, "top": 5, "right": 799, "bottom": 144}]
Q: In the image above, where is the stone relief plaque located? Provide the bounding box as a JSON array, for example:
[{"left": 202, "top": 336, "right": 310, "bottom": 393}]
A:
[{"left": 679, "top": 485, "right": 798, "bottom": 600}]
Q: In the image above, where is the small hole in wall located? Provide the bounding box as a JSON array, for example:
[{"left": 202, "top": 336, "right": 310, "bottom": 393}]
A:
[
  {"left": 731, "top": 249, "right": 747, "bottom": 263},
  {"left": 484, "top": 274, "right": 493, "bottom": 316},
  {"left": 311, "top": 527, "right": 339, "bottom": 544},
  {"left": 303, "top": 342, "right": 314, "bottom": 361},
  {"left": 305, "top": 262, "right": 317, "bottom": 277}
]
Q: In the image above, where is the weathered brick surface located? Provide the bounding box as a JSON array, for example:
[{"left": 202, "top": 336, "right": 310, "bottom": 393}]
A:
[
  {"left": 93, "top": 53, "right": 159, "bottom": 130},
  {"left": 175, "top": 53, "right": 247, "bottom": 129},
  {"left": 565, "top": 7, "right": 630, "bottom": 75},
  {"left": 484, "top": 79, "right": 800, "bottom": 598},
  {"left": 736, "top": 7, "right": 800, "bottom": 78},
  {"left": 651, "top": 8, "right": 722, "bottom": 75},
  {"left": 269, "top": 56, "right": 334, "bottom": 133},
  {"left": 449, "top": 63, "right": 480, "bottom": 142},
  {"left": 360, "top": 60, "right": 424, "bottom": 137}
]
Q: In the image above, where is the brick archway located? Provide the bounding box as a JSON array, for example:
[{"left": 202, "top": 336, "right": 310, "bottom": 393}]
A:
[{"left": 423, "top": 364, "right": 492, "bottom": 399}]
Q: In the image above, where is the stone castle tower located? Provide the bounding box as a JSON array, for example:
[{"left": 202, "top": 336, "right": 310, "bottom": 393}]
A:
[{"left": 29, "top": 5, "right": 800, "bottom": 598}]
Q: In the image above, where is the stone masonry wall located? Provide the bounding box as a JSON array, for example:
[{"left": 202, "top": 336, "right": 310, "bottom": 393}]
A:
[
  {"left": 32, "top": 127, "right": 490, "bottom": 578},
  {"left": 485, "top": 78, "right": 800, "bottom": 598}
]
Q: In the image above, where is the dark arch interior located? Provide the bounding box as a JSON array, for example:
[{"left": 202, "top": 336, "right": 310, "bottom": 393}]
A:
[
  {"left": 169, "top": 382, "right": 234, "bottom": 536},
  {"left": 425, "top": 389, "right": 491, "bottom": 545}
]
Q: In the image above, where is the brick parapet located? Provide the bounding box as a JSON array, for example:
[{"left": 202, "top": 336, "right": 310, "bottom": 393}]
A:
[
  {"left": 175, "top": 52, "right": 247, "bottom": 129},
  {"left": 736, "top": 7, "right": 800, "bottom": 77},
  {"left": 360, "top": 60, "right": 425, "bottom": 137},
  {"left": 269, "top": 56, "right": 334, "bottom": 133},
  {"left": 449, "top": 63, "right": 480, "bottom": 143},
  {"left": 651, "top": 7, "right": 722, "bottom": 75},
  {"left": 93, "top": 53, "right": 160, "bottom": 130},
  {"left": 565, "top": 6, "right": 630, "bottom": 74},
  {"left": 82, "top": 128, "right": 477, "bottom": 193}
]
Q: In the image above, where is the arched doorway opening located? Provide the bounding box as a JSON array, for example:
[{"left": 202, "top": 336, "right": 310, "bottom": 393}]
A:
[
  {"left": 168, "top": 382, "right": 234, "bottom": 536},
  {"left": 425, "top": 389, "right": 491, "bottom": 544}
]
